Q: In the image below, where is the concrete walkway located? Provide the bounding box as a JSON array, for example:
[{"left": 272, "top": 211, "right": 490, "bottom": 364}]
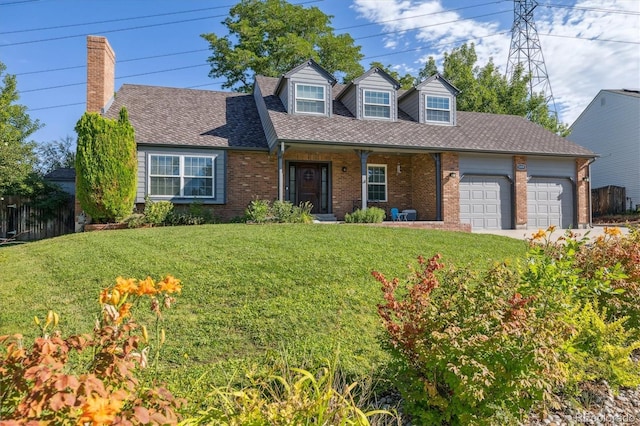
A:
[{"left": 473, "top": 225, "right": 630, "bottom": 241}]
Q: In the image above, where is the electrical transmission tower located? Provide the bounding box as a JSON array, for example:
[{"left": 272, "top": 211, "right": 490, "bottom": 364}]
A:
[{"left": 506, "top": 0, "right": 557, "bottom": 119}]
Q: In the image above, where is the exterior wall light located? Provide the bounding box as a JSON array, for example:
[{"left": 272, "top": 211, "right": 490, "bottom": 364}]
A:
[
  {"left": 449, "top": 172, "right": 457, "bottom": 178},
  {"left": 342, "top": 166, "right": 347, "bottom": 173},
  {"left": 582, "top": 176, "right": 590, "bottom": 182}
]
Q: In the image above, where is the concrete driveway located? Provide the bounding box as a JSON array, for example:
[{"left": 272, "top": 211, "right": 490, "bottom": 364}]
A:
[{"left": 472, "top": 225, "right": 630, "bottom": 241}]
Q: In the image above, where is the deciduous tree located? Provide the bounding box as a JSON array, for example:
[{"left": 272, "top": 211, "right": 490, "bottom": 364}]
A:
[
  {"left": 36, "top": 135, "right": 76, "bottom": 174},
  {"left": 202, "top": 0, "right": 364, "bottom": 92},
  {"left": 0, "top": 61, "right": 41, "bottom": 196}
]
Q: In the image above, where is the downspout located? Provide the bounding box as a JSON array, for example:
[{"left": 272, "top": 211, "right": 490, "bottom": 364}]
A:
[
  {"left": 278, "top": 142, "right": 285, "bottom": 202},
  {"left": 432, "top": 153, "right": 442, "bottom": 221}
]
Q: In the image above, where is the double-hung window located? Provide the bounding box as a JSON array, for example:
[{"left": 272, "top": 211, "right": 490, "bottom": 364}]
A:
[
  {"left": 295, "top": 84, "right": 326, "bottom": 114},
  {"left": 149, "top": 154, "right": 214, "bottom": 198},
  {"left": 363, "top": 90, "right": 391, "bottom": 119},
  {"left": 426, "top": 95, "right": 451, "bottom": 123},
  {"left": 367, "top": 165, "right": 387, "bottom": 202}
]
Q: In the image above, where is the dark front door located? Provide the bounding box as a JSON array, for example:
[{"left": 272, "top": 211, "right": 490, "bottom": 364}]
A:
[{"left": 296, "top": 164, "right": 321, "bottom": 213}]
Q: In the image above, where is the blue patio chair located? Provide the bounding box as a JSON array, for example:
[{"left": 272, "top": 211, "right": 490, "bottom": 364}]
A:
[{"left": 390, "top": 208, "right": 400, "bottom": 221}]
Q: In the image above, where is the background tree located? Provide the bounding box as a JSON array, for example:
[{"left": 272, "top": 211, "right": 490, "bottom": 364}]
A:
[
  {"left": 0, "top": 61, "right": 41, "bottom": 196},
  {"left": 418, "top": 57, "right": 438, "bottom": 82},
  {"left": 75, "top": 107, "right": 137, "bottom": 223},
  {"left": 202, "top": 0, "right": 364, "bottom": 92},
  {"left": 36, "top": 135, "right": 76, "bottom": 175},
  {"left": 418, "top": 43, "right": 568, "bottom": 134}
]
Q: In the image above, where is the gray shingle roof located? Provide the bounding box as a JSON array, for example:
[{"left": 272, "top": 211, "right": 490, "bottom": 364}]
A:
[
  {"left": 256, "top": 76, "right": 595, "bottom": 157},
  {"left": 104, "top": 84, "right": 268, "bottom": 149}
]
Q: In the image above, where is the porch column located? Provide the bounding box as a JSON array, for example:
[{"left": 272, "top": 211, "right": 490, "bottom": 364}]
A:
[
  {"left": 278, "top": 142, "right": 286, "bottom": 202},
  {"left": 357, "top": 150, "right": 371, "bottom": 210}
]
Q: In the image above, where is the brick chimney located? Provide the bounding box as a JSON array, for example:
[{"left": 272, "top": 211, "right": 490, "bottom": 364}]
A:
[{"left": 86, "top": 35, "right": 115, "bottom": 113}]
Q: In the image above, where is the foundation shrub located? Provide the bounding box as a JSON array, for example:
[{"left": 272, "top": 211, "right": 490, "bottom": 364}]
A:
[
  {"left": 245, "top": 199, "right": 314, "bottom": 224},
  {"left": 143, "top": 196, "right": 174, "bottom": 226},
  {"left": 344, "top": 207, "right": 385, "bottom": 223}
]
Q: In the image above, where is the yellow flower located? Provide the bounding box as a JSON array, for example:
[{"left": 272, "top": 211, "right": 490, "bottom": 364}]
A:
[
  {"left": 78, "top": 394, "right": 123, "bottom": 425},
  {"left": 531, "top": 229, "right": 546, "bottom": 240},
  {"left": 136, "top": 277, "right": 157, "bottom": 296},
  {"left": 115, "top": 276, "right": 138, "bottom": 295},
  {"left": 604, "top": 227, "right": 622, "bottom": 237},
  {"left": 158, "top": 275, "right": 182, "bottom": 294},
  {"left": 546, "top": 225, "right": 557, "bottom": 233},
  {"left": 117, "top": 302, "right": 132, "bottom": 322},
  {"left": 99, "top": 288, "right": 111, "bottom": 305}
]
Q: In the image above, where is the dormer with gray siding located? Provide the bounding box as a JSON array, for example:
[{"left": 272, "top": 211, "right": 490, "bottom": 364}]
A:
[
  {"left": 274, "top": 59, "right": 337, "bottom": 117},
  {"left": 337, "top": 67, "right": 401, "bottom": 121},
  {"left": 399, "top": 73, "right": 460, "bottom": 126}
]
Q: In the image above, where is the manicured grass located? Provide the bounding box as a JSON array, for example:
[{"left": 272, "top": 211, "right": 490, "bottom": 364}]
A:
[{"left": 0, "top": 224, "right": 527, "bottom": 387}]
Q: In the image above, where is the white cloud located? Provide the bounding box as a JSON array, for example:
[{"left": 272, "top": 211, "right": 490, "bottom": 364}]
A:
[{"left": 351, "top": 0, "right": 640, "bottom": 125}]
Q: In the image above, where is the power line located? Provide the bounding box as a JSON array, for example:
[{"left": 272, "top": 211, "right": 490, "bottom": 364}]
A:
[
  {"left": 544, "top": 3, "right": 640, "bottom": 16},
  {"left": 0, "top": 0, "right": 40, "bottom": 5},
  {"left": 542, "top": 32, "right": 640, "bottom": 45},
  {"left": 16, "top": 49, "right": 209, "bottom": 76},
  {"left": 21, "top": 63, "right": 210, "bottom": 93},
  {"left": 0, "top": 15, "right": 227, "bottom": 47},
  {"left": 0, "top": 6, "right": 234, "bottom": 34}
]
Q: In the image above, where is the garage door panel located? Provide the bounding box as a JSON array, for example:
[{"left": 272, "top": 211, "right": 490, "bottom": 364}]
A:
[
  {"left": 460, "top": 176, "right": 511, "bottom": 230},
  {"left": 527, "top": 178, "right": 573, "bottom": 229}
]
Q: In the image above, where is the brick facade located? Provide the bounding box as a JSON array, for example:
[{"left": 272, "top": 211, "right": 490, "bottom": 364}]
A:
[
  {"left": 513, "top": 155, "right": 528, "bottom": 229},
  {"left": 441, "top": 152, "right": 459, "bottom": 225},
  {"left": 576, "top": 158, "right": 590, "bottom": 228},
  {"left": 86, "top": 36, "right": 115, "bottom": 114}
]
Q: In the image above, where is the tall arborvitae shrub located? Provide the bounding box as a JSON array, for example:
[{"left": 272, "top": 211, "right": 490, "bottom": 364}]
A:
[{"left": 75, "top": 107, "right": 136, "bottom": 223}]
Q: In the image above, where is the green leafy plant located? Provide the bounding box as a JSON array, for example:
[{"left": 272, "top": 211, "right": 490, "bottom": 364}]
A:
[
  {"left": 75, "top": 107, "right": 137, "bottom": 223},
  {"left": 374, "top": 255, "right": 565, "bottom": 425},
  {"left": 563, "top": 301, "right": 640, "bottom": 393},
  {"left": 181, "top": 360, "right": 392, "bottom": 425},
  {"left": 143, "top": 196, "right": 174, "bottom": 226},
  {"left": 244, "top": 199, "right": 314, "bottom": 224},
  {"left": 344, "top": 207, "right": 385, "bottom": 223},
  {"left": 245, "top": 199, "right": 272, "bottom": 224},
  {"left": 0, "top": 276, "right": 184, "bottom": 424}
]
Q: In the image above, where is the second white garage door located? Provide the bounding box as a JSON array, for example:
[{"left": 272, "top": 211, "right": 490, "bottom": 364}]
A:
[
  {"left": 460, "top": 176, "right": 512, "bottom": 230},
  {"left": 527, "top": 177, "right": 574, "bottom": 229}
]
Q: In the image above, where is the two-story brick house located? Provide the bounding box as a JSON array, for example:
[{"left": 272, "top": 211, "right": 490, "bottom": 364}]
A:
[{"left": 87, "top": 35, "right": 595, "bottom": 230}]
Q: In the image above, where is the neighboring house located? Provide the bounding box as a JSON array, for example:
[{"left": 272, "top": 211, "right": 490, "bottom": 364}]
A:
[
  {"left": 568, "top": 89, "right": 640, "bottom": 211},
  {"left": 44, "top": 167, "right": 76, "bottom": 195},
  {"left": 85, "top": 35, "right": 595, "bottom": 231}
]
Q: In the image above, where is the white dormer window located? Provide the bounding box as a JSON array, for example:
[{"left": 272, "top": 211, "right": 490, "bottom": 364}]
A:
[
  {"left": 295, "top": 83, "right": 326, "bottom": 114},
  {"left": 363, "top": 90, "right": 391, "bottom": 119},
  {"left": 426, "top": 95, "right": 451, "bottom": 123}
]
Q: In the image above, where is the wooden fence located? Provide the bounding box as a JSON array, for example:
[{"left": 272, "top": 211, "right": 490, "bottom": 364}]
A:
[
  {"left": 591, "top": 185, "right": 626, "bottom": 216},
  {"left": 0, "top": 195, "right": 76, "bottom": 242}
]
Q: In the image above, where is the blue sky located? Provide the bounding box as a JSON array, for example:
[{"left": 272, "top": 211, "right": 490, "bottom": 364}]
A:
[{"left": 1, "top": 0, "right": 638, "bottom": 145}]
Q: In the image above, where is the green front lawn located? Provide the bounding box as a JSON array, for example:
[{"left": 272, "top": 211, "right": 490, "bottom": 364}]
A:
[{"left": 0, "top": 224, "right": 527, "bottom": 387}]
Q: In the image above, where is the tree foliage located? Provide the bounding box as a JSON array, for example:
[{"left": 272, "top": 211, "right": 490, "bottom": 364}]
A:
[
  {"left": 418, "top": 43, "right": 568, "bottom": 135},
  {"left": 36, "top": 135, "right": 76, "bottom": 174},
  {"left": 202, "top": 0, "right": 364, "bottom": 92},
  {"left": 0, "top": 61, "right": 41, "bottom": 196},
  {"left": 75, "top": 107, "right": 137, "bottom": 223}
]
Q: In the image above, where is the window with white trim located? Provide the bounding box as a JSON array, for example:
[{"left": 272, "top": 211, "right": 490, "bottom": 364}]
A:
[
  {"left": 367, "top": 164, "right": 387, "bottom": 202},
  {"left": 149, "top": 154, "right": 214, "bottom": 197},
  {"left": 295, "top": 84, "right": 326, "bottom": 114},
  {"left": 363, "top": 90, "right": 391, "bottom": 119},
  {"left": 426, "top": 95, "right": 451, "bottom": 123}
]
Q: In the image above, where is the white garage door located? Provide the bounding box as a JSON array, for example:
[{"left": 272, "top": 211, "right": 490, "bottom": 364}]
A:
[
  {"left": 527, "top": 177, "right": 574, "bottom": 229},
  {"left": 460, "top": 176, "right": 512, "bottom": 230}
]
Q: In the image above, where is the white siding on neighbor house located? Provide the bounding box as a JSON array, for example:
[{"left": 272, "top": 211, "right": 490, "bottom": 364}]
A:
[
  {"left": 398, "top": 90, "right": 420, "bottom": 122},
  {"left": 569, "top": 91, "right": 640, "bottom": 209},
  {"left": 136, "top": 146, "right": 226, "bottom": 204}
]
